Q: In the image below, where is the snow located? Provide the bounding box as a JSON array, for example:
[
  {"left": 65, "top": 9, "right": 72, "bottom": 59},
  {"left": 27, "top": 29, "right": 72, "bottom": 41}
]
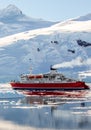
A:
[
  {"left": 0, "top": 83, "right": 24, "bottom": 99},
  {"left": 0, "top": 20, "right": 91, "bottom": 81},
  {"left": 51, "top": 20, "right": 91, "bottom": 32},
  {"left": 73, "top": 13, "right": 91, "bottom": 21},
  {"left": 0, "top": 19, "right": 91, "bottom": 47},
  {"left": 0, "top": 5, "right": 56, "bottom": 38},
  {"left": 0, "top": 4, "right": 22, "bottom": 17},
  {"left": 0, "top": 5, "right": 91, "bottom": 82}
]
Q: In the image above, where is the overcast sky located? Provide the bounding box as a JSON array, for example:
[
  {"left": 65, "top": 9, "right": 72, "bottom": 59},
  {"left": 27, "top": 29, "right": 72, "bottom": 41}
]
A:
[{"left": 0, "top": 0, "right": 91, "bottom": 22}]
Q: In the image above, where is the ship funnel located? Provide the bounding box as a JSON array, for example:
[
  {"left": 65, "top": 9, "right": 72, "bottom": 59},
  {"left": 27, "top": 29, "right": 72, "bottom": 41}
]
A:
[{"left": 50, "top": 65, "right": 57, "bottom": 70}]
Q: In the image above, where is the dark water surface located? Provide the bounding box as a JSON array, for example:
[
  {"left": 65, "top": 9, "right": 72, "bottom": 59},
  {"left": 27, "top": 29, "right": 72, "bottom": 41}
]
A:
[{"left": 0, "top": 84, "right": 91, "bottom": 130}]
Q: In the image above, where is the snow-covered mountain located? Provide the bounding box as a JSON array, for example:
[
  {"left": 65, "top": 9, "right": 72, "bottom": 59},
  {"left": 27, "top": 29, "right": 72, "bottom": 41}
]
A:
[
  {"left": 73, "top": 13, "right": 91, "bottom": 21},
  {"left": 0, "top": 5, "right": 57, "bottom": 38},
  {"left": 0, "top": 6, "right": 91, "bottom": 82}
]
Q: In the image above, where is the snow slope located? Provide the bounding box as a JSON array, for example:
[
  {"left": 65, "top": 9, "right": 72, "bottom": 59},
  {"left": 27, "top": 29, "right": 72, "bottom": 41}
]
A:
[
  {"left": 0, "top": 5, "right": 57, "bottom": 38},
  {"left": 0, "top": 7, "right": 91, "bottom": 82},
  {"left": 73, "top": 13, "right": 91, "bottom": 21}
]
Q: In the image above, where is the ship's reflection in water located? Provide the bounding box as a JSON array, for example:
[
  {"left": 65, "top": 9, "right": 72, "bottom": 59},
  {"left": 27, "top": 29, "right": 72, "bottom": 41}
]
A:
[{"left": 0, "top": 90, "right": 91, "bottom": 130}]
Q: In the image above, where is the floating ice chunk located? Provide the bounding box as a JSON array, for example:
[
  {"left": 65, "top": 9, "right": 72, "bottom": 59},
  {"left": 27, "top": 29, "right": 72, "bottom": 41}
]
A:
[{"left": 0, "top": 83, "right": 24, "bottom": 99}]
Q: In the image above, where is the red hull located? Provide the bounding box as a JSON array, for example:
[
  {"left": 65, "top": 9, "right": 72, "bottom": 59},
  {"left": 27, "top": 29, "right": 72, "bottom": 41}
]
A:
[{"left": 10, "top": 81, "right": 89, "bottom": 91}]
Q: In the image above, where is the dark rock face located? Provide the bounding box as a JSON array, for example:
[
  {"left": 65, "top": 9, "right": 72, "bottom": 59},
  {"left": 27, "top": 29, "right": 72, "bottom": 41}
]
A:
[{"left": 77, "top": 39, "right": 91, "bottom": 47}]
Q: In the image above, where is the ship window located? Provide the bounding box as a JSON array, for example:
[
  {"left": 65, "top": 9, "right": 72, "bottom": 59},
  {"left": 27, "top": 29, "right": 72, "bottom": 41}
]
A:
[
  {"left": 43, "top": 75, "right": 49, "bottom": 78},
  {"left": 51, "top": 75, "right": 55, "bottom": 79}
]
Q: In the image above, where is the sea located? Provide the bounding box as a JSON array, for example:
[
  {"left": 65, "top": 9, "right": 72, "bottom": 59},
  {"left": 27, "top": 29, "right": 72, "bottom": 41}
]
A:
[{"left": 0, "top": 83, "right": 91, "bottom": 130}]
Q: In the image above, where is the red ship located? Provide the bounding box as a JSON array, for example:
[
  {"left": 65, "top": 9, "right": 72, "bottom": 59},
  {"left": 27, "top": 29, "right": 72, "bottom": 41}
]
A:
[{"left": 10, "top": 67, "right": 89, "bottom": 93}]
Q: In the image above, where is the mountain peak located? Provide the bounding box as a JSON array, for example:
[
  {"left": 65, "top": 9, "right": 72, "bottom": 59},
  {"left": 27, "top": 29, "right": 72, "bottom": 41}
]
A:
[
  {"left": 6, "top": 4, "right": 21, "bottom": 11},
  {"left": 0, "top": 4, "right": 22, "bottom": 17}
]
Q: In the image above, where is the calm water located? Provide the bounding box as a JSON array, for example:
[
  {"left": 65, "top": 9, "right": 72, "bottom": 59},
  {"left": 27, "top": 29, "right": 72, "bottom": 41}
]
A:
[{"left": 0, "top": 83, "right": 91, "bottom": 130}]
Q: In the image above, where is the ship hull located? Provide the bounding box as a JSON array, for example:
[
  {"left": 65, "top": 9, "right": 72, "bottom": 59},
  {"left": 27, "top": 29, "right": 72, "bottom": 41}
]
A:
[{"left": 10, "top": 81, "right": 89, "bottom": 91}]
